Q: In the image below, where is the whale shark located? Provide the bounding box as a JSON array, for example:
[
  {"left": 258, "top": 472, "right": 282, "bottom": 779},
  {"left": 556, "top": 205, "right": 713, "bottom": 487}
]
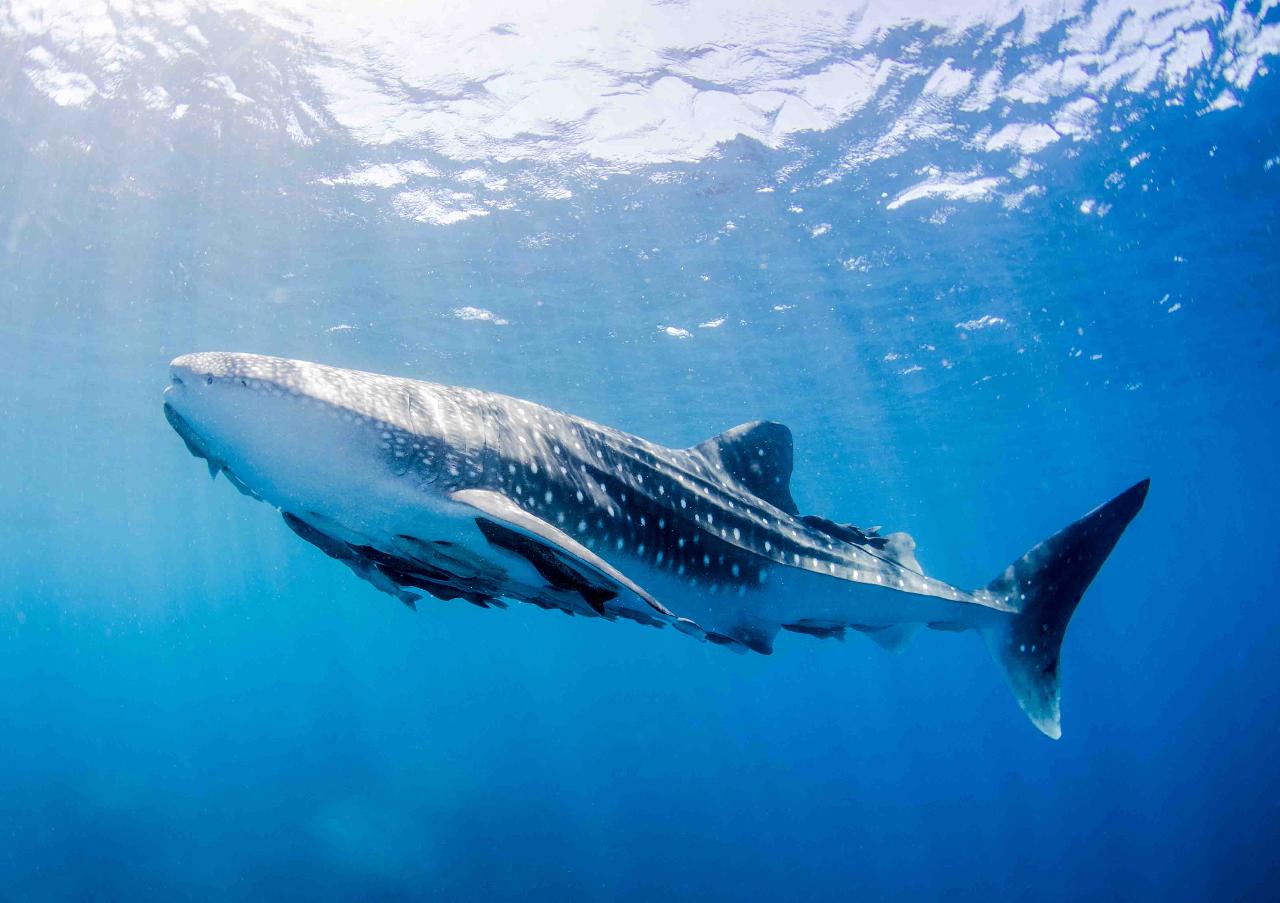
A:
[{"left": 163, "top": 352, "right": 1148, "bottom": 738}]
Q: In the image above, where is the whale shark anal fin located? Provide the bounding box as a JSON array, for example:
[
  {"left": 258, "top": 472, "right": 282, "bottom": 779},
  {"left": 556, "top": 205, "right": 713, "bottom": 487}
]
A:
[
  {"left": 691, "top": 420, "right": 799, "bottom": 515},
  {"left": 450, "top": 488, "right": 673, "bottom": 617}
]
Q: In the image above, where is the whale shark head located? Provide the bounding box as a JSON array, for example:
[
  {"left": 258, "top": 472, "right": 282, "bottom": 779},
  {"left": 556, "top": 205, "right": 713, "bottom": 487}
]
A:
[{"left": 162, "top": 352, "right": 468, "bottom": 523}]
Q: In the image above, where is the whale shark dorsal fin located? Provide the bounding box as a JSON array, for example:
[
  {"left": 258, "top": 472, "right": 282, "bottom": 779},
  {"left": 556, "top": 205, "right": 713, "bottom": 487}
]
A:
[
  {"left": 692, "top": 420, "right": 799, "bottom": 515},
  {"left": 450, "top": 488, "right": 673, "bottom": 618}
]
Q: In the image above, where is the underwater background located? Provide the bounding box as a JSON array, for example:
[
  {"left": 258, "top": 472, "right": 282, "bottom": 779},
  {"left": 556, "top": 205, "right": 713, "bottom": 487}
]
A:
[{"left": 2, "top": 1, "right": 1278, "bottom": 899}]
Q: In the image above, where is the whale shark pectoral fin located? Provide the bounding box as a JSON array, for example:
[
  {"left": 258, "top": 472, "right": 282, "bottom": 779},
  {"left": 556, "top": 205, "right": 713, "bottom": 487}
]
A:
[
  {"left": 691, "top": 420, "right": 799, "bottom": 515},
  {"left": 474, "top": 518, "right": 617, "bottom": 615},
  {"left": 450, "top": 489, "right": 673, "bottom": 618}
]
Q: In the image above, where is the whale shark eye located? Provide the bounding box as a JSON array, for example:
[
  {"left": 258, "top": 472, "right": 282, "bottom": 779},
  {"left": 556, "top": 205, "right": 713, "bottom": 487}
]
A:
[{"left": 205, "top": 375, "right": 213, "bottom": 385}]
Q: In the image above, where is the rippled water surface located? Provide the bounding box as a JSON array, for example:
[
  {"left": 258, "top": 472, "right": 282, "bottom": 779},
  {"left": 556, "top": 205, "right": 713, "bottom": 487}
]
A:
[{"left": 2, "top": 2, "right": 1279, "bottom": 900}]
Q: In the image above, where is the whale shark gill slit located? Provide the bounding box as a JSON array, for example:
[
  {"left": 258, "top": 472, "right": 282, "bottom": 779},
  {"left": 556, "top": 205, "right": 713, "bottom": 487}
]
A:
[{"left": 403, "top": 388, "right": 440, "bottom": 484}]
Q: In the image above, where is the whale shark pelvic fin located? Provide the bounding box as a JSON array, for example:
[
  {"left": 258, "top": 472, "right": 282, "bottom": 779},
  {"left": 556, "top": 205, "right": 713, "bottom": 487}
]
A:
[{"left": 860, "top": 623, "right": 919, "bottom": 652}]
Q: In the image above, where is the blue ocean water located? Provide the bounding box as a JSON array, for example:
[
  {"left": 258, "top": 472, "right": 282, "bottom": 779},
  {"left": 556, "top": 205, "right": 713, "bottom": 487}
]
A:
[{"left": 2, "top": 2, "right": 1279, "bottom": 899}]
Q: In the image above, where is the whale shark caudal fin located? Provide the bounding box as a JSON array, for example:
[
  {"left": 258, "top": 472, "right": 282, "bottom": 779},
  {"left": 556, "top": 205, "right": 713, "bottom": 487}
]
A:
[{"left": 979, "top": 479, "right": 1150, "bottom": 739}]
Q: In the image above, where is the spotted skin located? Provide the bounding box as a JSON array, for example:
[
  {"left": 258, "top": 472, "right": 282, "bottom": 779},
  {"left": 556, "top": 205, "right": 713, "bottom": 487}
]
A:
[
  {"left": 162, "top": 353, "right": 991, "bottom": 627},
  {"left": 163, "top": 353, "right": 1148, "bottom": 736},
  {"left": 470, "top": 392, "right": 974, "bottom": 605}
]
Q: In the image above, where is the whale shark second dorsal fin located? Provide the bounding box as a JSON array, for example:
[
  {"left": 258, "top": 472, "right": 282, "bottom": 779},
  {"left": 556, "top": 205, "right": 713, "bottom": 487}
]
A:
[{"left": 693, "top": 420, "right": 799, "bottom": 515}]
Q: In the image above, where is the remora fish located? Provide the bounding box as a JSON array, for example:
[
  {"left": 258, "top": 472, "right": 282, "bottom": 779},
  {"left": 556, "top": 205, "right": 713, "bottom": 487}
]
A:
[{"left": 163, "top": 352, "right": 1148, "bottom": 738}]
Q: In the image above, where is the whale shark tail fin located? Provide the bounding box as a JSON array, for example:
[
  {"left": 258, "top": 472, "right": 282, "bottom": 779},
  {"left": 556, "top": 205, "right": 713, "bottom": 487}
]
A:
[{"left": 979, "top": 479, "right": 1149, "bottom": 739}]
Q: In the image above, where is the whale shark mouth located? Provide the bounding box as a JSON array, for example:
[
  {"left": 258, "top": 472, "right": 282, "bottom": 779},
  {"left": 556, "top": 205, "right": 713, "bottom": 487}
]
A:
[
  {"left": 162, "top": 402, "right": 261, "bottom": 500},
  {"left": 163, "top": 401, "right": 209, "bottom": 462}
]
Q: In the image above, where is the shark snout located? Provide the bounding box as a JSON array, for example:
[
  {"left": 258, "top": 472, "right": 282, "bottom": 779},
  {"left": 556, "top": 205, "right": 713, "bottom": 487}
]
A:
[
  {"left": 164, "top": 360, "right": 195, "bottom": 402},
  {"left": 162, "top": 353, "right": 261, "bottom": 473},
  {"left": 164, "top": 351, "right": 437, "bottom": 513},
  {"left": 165, "top": 351, "right": 290, "bottom": 419},
  {"left": 163, "top": 353, "right": 284, "bottom": 494},
  {"left": 163, "top": 355, "right": 214, "bottom": 420},
  {"left": 165, "top": 355, "right": 220, "bottom": 414}
]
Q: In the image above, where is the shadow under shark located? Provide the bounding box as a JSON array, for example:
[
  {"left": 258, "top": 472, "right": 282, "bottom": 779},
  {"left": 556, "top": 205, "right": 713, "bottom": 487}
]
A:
[{"left": 163, "top": 352, "right": 1148, "bottom": 738}]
